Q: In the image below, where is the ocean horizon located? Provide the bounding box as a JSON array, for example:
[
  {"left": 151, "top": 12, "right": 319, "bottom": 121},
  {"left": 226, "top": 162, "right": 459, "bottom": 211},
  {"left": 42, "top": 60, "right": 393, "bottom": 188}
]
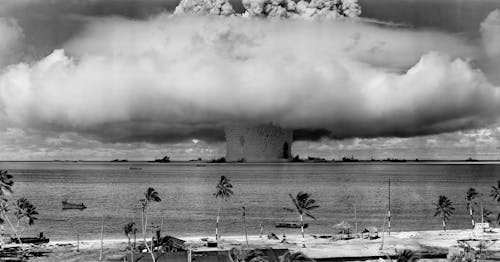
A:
[{"left": 0, "top": 161, "right": 498, "bottom": 241}]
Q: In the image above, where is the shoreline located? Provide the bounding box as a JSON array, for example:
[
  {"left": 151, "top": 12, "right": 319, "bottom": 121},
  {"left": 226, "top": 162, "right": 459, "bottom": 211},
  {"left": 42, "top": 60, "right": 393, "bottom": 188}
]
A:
[{"left": 23, "top": 228, "right": 499, "bottom": 261}]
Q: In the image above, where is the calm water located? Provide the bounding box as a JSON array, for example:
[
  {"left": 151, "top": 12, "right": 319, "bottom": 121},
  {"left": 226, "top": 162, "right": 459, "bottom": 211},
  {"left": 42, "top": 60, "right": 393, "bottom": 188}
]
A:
[{"left": 0, "top": 162, "right": 499, "bottom": 241}]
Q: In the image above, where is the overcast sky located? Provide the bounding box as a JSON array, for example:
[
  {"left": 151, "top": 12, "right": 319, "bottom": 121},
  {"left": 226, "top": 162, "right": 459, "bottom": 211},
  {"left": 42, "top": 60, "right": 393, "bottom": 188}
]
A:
[{"left": 0, "top": 0, "right": 500, "bottom": 161}]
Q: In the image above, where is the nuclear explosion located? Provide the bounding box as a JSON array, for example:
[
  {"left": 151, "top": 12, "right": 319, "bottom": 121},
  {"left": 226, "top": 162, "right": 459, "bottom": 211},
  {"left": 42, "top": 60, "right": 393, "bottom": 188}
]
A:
[{"left": 225, "top": 124, "right": 293, "bottom": 162}]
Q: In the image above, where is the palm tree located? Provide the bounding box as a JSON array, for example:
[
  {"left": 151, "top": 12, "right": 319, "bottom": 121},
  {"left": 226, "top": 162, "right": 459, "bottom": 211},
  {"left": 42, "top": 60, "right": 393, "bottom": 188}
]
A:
[
  {"left": 140, "top": 187, "right": 161, "bottom": 262},
  {"left": 0, "top": 170, "right": 14, "bottom": 197},
  {"left": 123, "top": 222, "right": 136, "bottom": 248},
  {"left": 0, "top": 170, "right": 24, "bottom": 247},
  {"left": 465, "top": 188, "right": 478, "bottom": 228},
  {"left": 214, "top": 176, "right": 233, "bottom": 241},
  {"left": 434, "top": 195, "right": 455, "bottom": 232},
  {"left": 284, "top": 192, "right": 319, "bottom": 240},
  {"left": 14, "top": 197, "right": 38, "bottom": 234},
  {"left": 490, "top": 181, "right": 500, "bottom": 202},
  {"left": 0, "top": 198, "right": 24, "bottom": 248}
]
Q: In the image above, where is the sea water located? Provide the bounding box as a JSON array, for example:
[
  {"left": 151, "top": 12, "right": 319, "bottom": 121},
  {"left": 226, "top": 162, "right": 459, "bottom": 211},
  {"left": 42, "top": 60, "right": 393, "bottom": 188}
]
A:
[{"left": 0, "top": 162, "right": 498, "bottom": 240}]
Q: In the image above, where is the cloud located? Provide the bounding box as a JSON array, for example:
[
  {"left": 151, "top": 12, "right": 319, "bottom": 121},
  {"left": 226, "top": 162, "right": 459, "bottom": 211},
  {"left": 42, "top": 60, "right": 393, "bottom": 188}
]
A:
[
  {"left": 241, "top": 0, "right": 361, "bottom": 19},
  {"left": 0, "top": 15, "right": 498, "bottom": 144},
  {"left": 0, "top": 18, "right": 25, "bottom": 68},
  {"left": 175, "top": 0, "right": 236, "bottom": 16},
  {"left": 481, "top": 9, "right": 500, "bottom": 58},
  {"left": 480, "top": 9, "right": 500, "bottom": 84}
]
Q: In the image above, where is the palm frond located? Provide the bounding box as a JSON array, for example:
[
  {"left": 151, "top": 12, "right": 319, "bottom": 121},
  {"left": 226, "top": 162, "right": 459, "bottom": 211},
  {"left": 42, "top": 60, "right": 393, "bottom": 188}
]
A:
[
  {"left": 14, "top": 197, "right": 38, "bottom": 226},
  {"left": 145, "top": 187, "right": 161, "bottom": 203},
  {"left": 491, "top": 181, "right": 500, "bottom": 202},
  {"left": 287, "top": 192, "right": 319, "bottom": 219},
  {"left": 0, "top": 170, "right": 14, "bottom": 197},
  {"left": 305, "top": 212, "right": 316, "bottom": 220},
  {"left": 214, "top": 176, "right": 233, "bottom": 200}
]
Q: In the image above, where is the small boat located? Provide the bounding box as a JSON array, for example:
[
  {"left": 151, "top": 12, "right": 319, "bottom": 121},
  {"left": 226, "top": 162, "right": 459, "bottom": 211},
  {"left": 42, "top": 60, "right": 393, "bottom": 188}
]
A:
[
  {"left": 129, "top": 166, "right": 142, "bottom": 170},
  {"left": 62, "top": 200, "right": 87, "bottom": 210},
  {"left": 275, "top": 222, "right": 308, "bottom": 228},
  {"left": 11, "top": 233, "right": 49, "bottom": 244}
]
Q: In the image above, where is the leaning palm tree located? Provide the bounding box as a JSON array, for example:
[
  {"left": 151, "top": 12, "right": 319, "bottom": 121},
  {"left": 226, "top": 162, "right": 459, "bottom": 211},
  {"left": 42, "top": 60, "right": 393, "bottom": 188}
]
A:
[
  {"left": 140, "top": 187, "right": 161, "bottom": 262},
  {"left": 434, "top": 195, "right": 455, "bottom": 232},
  {"left": 490, "top": 181, "right": 500, "bottom": 202},
  {"left": 284, "top": 192, "right": 319, "bottom": 240},
  {"left": 465, "top": 188, "right": 478, "bottom": 228},
  {"left": 214, "top": 176, "right": 233, "bottom": 241},
  {"left": 0, "top": 198, "right": 24, "bottom": 248},
  {"left": 0, "top": 171, "right": 24, "bottom": 247}
]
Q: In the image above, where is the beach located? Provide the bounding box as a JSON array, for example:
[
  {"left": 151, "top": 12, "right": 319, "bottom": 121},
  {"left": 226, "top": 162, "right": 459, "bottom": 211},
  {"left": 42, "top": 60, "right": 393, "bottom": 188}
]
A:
[{"left": 19, "top": 229, "right": 500, "bottom": 261}]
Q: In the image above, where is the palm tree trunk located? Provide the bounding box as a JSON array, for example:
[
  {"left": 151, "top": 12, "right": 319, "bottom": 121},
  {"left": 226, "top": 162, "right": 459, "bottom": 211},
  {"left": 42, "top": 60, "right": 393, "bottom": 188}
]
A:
[
  {"left": 300, "top": 214, "right": 304, "bottom": 239},
  {"left": 2, "top": 211, "right": 24, "bottom": 250},
  {"left": 469, "top": 207, "right": 475, "bottom": 229},
  {"left": 142, "top": 207, "right": 146, "bottom": 244},
  {"left": 442, "top": 219, "right": 446, "bottom": 232},
  {"left": 143, "top": 209, "right": 155, "bottom": 262},
  {"left": 216, "top": 201, "right": 221, "bottom": 241}
]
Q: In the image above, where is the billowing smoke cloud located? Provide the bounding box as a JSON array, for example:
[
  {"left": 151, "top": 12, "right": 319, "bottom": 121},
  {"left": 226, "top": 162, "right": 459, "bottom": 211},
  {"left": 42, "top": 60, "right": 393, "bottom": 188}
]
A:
[
  {"left": 174, "top": 0, "right": 236, "bottom": 16},
  {"left": 0, "top": 14, "right": 499, "bottom": 143},
  {"left": 242, "top": 0, "right": 360, "bottom": 19},
  {"left": 0, "top": 18, "right": 24, "bottom": 68},
  {"left": 174, "top": 0, "right": 360, "bottom": 19}
]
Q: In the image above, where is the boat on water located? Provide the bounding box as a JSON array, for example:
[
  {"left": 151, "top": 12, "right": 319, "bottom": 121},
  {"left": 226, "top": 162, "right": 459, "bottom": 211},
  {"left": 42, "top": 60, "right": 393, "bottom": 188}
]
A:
[
  {"left": 275, "top": 222, "right": 308, "bottom": 228},
  {"left": 62, "top": 200, "right": 87, "bottom": 210},
  {"left": 11, "top": 233, "right": 49, "bottom": 244}
]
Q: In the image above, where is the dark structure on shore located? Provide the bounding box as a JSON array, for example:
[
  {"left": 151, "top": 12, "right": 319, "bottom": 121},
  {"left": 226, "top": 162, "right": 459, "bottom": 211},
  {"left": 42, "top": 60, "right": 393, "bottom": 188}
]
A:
[{"left": 225, "top": 123, "right": 293, "bottom": 162}]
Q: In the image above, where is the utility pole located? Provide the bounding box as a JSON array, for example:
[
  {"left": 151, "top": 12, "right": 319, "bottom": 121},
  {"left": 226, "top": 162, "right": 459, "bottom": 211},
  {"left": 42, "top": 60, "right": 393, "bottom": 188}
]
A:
[
  {"left": 388, "top": 179, "right": 391, "bottom": 236},
  {"left": 99, "top": 216, "right": 104, "bottom": 261},
  {"left": 242, "top": 207, "right": 248, "bottom": 247}
]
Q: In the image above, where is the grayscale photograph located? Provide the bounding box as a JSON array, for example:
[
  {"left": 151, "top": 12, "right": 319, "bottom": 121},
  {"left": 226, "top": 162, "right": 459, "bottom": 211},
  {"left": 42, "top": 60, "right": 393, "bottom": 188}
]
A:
[{"left": 1, "top": 0, "right": 500, "bottom": 261}]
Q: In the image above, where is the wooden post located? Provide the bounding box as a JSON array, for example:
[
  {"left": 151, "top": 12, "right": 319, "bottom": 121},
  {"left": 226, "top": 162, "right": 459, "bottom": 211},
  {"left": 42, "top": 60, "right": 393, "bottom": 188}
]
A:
[
  {"left": 99, "top": 216, "right": 104, "bottom": 261},
  {"left": 77, "top": 232, "right": 80, "bottom": 252}
]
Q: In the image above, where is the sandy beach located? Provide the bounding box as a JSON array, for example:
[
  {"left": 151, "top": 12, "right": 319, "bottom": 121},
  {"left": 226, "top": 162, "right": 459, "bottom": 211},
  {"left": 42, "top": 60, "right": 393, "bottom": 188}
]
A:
[{"left": 12, "top": 228, "right": 498, "bottom": 261}]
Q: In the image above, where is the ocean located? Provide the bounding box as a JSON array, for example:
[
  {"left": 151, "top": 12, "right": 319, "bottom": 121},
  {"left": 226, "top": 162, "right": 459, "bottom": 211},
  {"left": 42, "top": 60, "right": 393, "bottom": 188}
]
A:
[{"left": 0, "top": 162, "right": 498, "bottom": 241}]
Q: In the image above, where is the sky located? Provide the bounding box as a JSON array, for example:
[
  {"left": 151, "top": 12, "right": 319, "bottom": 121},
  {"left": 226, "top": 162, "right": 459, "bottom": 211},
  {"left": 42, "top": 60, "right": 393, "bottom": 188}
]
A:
[{"left": 0, "top": 0, "right": 500, "bottom": 161}]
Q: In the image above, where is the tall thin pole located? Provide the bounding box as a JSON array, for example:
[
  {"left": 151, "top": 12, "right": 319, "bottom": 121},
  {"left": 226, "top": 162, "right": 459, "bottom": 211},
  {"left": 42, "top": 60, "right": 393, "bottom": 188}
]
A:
[
  {"left": 354, "top": 197, "right": 358, "bottom": 236},
  {"left": 242, "top": 207, "right": 248, "bottom": 247},
  {"left": 160, "top": 216, "right": 164, "bottom": 234},
  {"left": 388, "top": 179, "right": 391, "bottom": 236},
  {"left": 379, "top": 211, "right": 387, "bottom": 250},
  {"left": 77, "top": 232, "right": 80, "bottom": 252},
  {"left": 99, "top": 216, "right": 104, "bottom": 261}
]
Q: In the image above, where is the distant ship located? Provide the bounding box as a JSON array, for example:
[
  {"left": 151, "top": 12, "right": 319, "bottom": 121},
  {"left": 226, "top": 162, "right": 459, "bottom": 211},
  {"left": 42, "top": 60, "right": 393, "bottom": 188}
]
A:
[
  {"left": 62, "top": 200, "right": 87, "bottom": 210},
  {"left": 275, "top": 222, "right": 308, "bottom": 228}
]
